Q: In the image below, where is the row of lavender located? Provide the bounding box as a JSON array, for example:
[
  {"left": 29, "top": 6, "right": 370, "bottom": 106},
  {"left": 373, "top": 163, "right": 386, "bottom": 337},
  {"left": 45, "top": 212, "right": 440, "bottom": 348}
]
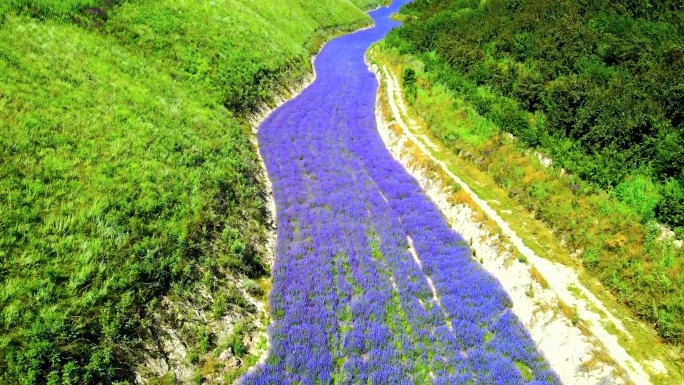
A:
[{"left": 240, "top": 1, "right": 561, "bottom": 384}]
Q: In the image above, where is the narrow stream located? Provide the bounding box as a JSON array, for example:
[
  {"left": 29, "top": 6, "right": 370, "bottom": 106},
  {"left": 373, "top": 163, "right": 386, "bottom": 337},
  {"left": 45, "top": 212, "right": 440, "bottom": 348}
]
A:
[{"left": 241, "top": 2, "right": 560, "bottom": 384}]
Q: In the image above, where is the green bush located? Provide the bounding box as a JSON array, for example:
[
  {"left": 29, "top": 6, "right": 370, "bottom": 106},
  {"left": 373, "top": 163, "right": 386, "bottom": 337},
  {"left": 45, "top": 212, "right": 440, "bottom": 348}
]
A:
[
  {"left": 582, "top": 248, "right": 601, "bottom": 268},
  {"left": 489, "top": 99, "right": 538, "bottom": 145},
  {"left": 614, "top": 174, "right": 661, "bottom": 222},
  {"left": 656, "top": 178, "right": 684, "bottom": 235},
  {"left": 402, "top": 67, "right": 418, "bottom": 103},
  {"left": 389, "top": 0, "right": 684, "bottom": 229}
]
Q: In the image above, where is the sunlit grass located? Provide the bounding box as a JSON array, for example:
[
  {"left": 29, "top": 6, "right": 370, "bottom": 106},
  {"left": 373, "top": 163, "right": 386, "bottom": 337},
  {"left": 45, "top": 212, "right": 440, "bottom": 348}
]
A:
[{"left": 0, "top": 0, "right": 380, "bottom": 383}]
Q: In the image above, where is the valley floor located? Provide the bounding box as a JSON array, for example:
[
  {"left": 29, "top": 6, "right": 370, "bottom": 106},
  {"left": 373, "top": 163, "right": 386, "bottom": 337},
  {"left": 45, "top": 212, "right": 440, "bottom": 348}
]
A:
[{"left": 242, "top": 2, "right": 571, "bottom": 383}]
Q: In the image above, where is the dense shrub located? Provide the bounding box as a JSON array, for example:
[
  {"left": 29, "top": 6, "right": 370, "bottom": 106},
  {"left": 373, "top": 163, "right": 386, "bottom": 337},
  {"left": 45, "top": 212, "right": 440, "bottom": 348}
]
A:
[
  {"left": 402, "top": 67, "right": 418, "bottom": 103},
  {"left": 390, "top": 0, "right": 684, "bottom": 226},
  {"left": 656, "top": 179, "right": 684, "bottom": 237},
  {"left": 2, "top": 0, "right": 100, "bottom": 17}
]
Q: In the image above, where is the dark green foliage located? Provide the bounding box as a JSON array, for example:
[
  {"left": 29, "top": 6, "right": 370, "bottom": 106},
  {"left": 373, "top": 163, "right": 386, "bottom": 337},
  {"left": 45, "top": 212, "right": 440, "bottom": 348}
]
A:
[
  {"left": 390, "top": 0, "right": 684, "bottom": 229},
  {"left": 3, "top": 0, "right": 100, "bottom": 18},
  {"left": 402, "top": 68, "right": 418, "bottom": 103},
  {"left": 656, "top": 178, "right": 684, "bottom": 237},
  {"left": 489, "top": 98, "right": 538, "bottom": 145},
  {"left": 388, "top": 0, "right": 684, "bottom": 344}
]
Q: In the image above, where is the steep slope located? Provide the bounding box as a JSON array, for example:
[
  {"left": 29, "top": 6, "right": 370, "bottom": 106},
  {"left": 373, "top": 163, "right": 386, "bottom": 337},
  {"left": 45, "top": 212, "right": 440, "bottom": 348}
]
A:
[{"left": 0, "top": 1, "right": 383, "bottom": 383}]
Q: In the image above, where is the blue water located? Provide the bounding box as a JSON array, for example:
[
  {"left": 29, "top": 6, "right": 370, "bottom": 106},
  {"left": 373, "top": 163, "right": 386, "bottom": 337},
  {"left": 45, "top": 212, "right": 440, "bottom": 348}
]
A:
[{"left": 241, "top": 2, "right": 559, "bottom": 384}]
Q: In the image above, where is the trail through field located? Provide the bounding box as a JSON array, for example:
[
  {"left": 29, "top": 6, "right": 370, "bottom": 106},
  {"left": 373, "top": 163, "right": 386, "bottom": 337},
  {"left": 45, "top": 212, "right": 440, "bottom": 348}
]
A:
[{"left": 241, "top": 2, "right": 559, "bottom": 384}]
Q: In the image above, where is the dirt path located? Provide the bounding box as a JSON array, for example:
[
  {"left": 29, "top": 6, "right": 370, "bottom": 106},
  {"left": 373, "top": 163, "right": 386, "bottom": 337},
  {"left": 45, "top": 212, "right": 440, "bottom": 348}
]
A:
[{"left": 372, "top": 61, "right": 656, "bottom": 385}]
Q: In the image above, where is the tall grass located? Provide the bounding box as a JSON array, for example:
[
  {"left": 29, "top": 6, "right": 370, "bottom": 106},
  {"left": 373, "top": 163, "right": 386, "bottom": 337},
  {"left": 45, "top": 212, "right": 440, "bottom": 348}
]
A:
[
  {"left": 0, "top": 0, "right": 382, "bottom": 383},
  {"left": 3, "top": 0, "right": 100, "bottom": 17}
]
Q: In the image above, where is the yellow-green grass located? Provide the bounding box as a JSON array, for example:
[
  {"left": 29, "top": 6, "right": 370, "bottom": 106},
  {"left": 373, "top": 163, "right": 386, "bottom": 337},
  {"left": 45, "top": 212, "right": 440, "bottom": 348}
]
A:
[{"left": 0, "top": 1, "right": 385, "bottom": 383}]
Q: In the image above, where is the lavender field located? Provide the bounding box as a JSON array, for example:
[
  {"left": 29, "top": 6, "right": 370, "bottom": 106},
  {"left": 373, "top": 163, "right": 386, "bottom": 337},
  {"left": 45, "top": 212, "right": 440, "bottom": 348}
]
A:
[{"left": 241, "top": 2, "right": 560, "bottom": 384}]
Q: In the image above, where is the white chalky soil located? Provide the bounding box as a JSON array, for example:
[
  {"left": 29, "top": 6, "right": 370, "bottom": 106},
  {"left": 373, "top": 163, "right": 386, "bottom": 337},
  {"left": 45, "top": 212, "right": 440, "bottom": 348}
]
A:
[{"left": 371, "top": 61, "right": 660, "bottom": 385}]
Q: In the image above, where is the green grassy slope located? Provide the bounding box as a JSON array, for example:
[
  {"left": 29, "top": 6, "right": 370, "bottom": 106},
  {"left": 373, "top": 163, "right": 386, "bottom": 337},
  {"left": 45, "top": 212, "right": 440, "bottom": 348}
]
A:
[{"left": 0, "top": 1, "right": 382, "bottom": 384}]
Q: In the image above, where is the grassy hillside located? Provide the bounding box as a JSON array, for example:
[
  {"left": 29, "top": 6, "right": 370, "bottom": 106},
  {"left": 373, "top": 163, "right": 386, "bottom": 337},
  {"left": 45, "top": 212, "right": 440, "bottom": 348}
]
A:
[
  {"left": 385, "top": 0, "right": 684, "bottom": 345},
  {"left": 0, "top": 1, "right": 382, "bottom": 383},
  {"left": 351, "top": 0, "right": 391, "bottom": 9}
]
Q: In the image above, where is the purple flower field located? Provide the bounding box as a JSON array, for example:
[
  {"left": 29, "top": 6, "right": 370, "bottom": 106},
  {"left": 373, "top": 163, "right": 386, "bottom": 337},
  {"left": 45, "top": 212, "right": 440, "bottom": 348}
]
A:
[{"left": 241, "top": 2, "right": 561, "bottom": 384}]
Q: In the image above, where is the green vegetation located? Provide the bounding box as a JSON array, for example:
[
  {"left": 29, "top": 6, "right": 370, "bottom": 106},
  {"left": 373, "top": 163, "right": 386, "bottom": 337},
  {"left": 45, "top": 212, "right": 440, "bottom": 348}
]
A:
[
  {"left": 0, "top": 0, "right": 382, "bottom": 383},
  {"left": 0, "top": 0, "right": 102, "bottom": 18},
  {"left": 389, "top": 0, "right": 684, "bottom": 235},
  {"left": 350, "top": 0, "right": 391, "bottom": 10},
  {"left": 384, "top": 0, "right": 684, "bottom": 346},
  {"left": 371, "top": 44, "right": 684, "bottom": 383}
]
